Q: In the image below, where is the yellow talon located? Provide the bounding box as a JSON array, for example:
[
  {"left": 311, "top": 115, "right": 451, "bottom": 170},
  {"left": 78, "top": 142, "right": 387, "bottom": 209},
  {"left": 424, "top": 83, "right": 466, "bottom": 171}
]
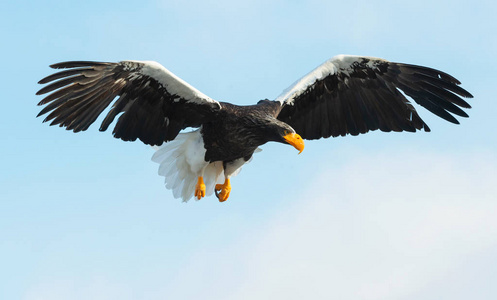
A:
[
  {"left": 215, "top": 178, "right": 231, "bottom": 202},
  {"left": 194, "top": 176, "right": 206, "bottom": 200}
]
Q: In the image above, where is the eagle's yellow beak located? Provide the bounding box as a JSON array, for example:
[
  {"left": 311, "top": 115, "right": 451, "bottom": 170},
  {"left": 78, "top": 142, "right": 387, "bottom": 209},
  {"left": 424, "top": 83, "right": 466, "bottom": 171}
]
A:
[{"left": 283, "top": 132, "right": 304, "bottom": 154}]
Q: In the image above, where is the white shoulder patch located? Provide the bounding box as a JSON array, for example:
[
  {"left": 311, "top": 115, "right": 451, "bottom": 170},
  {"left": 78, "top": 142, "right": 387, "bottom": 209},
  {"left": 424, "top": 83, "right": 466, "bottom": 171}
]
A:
[
  {"left": 125, "top": 60, "right": 220, "bottom": 107},
  {"left": 275, "top": 54, "right": 388, "bottom": 105}
]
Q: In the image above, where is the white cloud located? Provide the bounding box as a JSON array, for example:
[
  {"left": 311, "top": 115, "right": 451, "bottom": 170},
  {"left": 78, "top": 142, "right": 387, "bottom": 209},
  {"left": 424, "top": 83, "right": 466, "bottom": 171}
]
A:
[
  {"left": 22, "top": 150, "right": 497, "bottom": 300},
  {"left": 235, "top": 150, "right": 497, "bottom": 299},
  {"left": 22, "top": 276, "right": 133, "bottom": 300},
  {"left": 159, "top": 149, "right": 497, "bottom": 300}
]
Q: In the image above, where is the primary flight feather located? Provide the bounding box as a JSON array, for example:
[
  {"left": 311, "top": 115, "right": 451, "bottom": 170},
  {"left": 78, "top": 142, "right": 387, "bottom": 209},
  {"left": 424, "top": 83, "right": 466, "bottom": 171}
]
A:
[{"left": 36, "top": 55, "right": 473, "bottom": 202}]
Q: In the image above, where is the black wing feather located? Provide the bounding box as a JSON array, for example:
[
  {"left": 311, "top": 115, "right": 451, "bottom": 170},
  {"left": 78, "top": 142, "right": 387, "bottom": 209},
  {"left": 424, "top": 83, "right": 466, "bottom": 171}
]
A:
[
  {"left": 37, "top": 61, "right": 221, "bottom": 145},
  {"left": 277, "top": 56, "right": 473, "bottom": 140}
]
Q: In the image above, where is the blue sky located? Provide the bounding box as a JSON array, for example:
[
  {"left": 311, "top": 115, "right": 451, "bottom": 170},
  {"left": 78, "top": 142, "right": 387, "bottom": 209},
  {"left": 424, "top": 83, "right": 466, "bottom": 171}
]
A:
[{"left": 1, "top": 0, "right": 496, "bottom": 299}]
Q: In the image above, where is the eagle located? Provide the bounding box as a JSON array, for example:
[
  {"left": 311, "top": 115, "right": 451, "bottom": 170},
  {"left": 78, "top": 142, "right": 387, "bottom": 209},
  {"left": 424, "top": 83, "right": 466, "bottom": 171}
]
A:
[{"left": 36, "top": 55, "right": 473, "bottom": 202}]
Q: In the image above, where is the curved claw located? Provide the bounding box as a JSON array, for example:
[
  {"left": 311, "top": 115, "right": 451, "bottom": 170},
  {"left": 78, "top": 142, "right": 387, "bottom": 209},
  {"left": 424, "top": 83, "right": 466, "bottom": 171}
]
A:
[
  {"left": 214, "top": 178, "right": 231, "bottom": 202},
  {"left": 194, "top": 177, "right": 206, "bottom": 200}
]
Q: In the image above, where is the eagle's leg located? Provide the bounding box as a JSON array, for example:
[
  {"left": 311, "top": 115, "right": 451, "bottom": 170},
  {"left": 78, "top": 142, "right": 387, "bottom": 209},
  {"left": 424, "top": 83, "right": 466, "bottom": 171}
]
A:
[
  {"left": 215, "top": 177, "right": 231, "bottom": 202},
  {"left": 194, "top": 177, "right": 206, "bottom": 200},
  {"left": 214, "top": 157, "right": 250, "bottom": 202},
  {"left": 194, "top": 165, "right": 208, "bottom": 200}
]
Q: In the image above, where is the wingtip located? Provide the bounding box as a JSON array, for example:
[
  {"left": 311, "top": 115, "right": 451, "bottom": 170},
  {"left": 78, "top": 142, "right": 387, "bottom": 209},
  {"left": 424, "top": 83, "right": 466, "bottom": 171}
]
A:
[
  {"left": 464, "top": 91, "right": 475, "bottom": 99},
  {"left": 49, "top": 61, "right": 111, "bottom": 69}
]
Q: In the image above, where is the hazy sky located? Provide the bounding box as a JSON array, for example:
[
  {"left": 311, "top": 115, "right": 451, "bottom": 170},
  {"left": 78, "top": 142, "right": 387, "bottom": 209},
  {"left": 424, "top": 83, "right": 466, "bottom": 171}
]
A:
[{"left": 1, "top": 0, "right": 496, "bottom": 299}]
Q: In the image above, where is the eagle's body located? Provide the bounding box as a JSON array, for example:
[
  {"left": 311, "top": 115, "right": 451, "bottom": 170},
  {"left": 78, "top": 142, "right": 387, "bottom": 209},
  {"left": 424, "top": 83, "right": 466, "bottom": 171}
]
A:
[
  {"left": 36, "top": 55, "right": 473, "bottom": 202},
  {"left": 202, "top": 101, "right": 286, "bottom": 162}
]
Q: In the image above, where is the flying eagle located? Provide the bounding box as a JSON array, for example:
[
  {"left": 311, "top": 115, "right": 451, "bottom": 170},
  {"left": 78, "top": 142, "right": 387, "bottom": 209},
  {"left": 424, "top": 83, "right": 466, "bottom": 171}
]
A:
[{"left": 36, "top": 55, "right": 473, "bottom": 202}]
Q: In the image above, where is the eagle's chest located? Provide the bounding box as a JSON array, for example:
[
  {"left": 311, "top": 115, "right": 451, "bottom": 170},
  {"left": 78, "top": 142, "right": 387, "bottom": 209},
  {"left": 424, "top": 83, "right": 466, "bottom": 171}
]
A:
[{"left": 201, "top": 117, "right": 267, "bottom": 162}]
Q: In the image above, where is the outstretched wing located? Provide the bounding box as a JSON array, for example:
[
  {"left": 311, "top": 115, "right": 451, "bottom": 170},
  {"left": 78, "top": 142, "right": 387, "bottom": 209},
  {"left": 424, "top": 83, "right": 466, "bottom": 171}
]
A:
[
  {"left": 37, "top": 60, "right": 222, "bottom": 145},
  {"left": 276, "top": 55, "right": 473, "bottom": 140}
]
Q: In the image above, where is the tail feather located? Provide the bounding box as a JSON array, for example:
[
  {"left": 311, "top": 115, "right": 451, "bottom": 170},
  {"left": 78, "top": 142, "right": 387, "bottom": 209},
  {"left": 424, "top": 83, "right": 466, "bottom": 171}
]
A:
[
  {"left": 203, "top": 161, "right": 224, "bottom": 197},
  {"left": 151, "top": 138, "right": 181, "bottom": 163},
  {"left": 181, "top": 175, "right": 197, "bottom": 201},
  {"left": 152, "top": 129, "right": 223, "bottom": 202}
]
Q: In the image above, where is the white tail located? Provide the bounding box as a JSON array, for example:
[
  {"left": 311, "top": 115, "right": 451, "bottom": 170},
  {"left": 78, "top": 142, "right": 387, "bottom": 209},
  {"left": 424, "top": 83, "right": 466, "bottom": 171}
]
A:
[{"left": 151, "top": 129, "right": 224, "bottom": 202}]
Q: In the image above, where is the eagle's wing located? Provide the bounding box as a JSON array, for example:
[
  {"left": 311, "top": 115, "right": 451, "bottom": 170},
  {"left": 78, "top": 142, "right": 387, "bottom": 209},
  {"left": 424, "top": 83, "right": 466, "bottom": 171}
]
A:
[
  {"left": 275, "top": 55, "right": 473, "bottom": 140},
  {"left": 37, "top": 61, "right": 221, "bottom": 145}
]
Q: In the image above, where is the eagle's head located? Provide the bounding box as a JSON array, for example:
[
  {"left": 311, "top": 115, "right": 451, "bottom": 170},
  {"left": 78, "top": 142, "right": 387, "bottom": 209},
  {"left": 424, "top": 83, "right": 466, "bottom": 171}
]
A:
[
  {"left": 251, "top": 116, "right": 305, "bottom": 154},
  {"left": 269, "top": 121, "right": 304, "bottom": 154}
]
